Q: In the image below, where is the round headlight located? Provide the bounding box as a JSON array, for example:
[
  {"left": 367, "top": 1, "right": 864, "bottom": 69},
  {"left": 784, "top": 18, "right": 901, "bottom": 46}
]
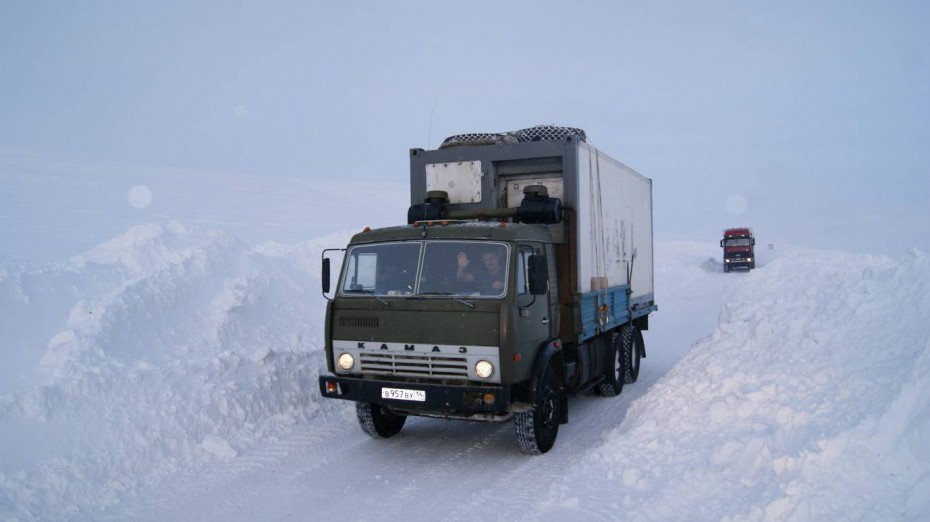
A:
[
  {"left": 475, "top": 360, "right": 494, "bottom": 379},
  {"left": 337, "top": 353, "right": 354, "bottom": 371}
]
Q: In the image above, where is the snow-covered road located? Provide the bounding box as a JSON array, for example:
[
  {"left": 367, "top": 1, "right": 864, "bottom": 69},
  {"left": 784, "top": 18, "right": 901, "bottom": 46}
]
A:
[
  {"left": 2, "top": 161, "right": 928, "bottom": 521},
  {"left": 96, "top": 241, "right": 727, "bottom": 522}
]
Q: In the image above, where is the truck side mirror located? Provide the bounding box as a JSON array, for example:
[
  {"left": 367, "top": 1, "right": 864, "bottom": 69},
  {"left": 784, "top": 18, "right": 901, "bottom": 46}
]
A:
[
  {"left": 751, "top": 238, "right": 756, "bottom": 246},
  {"left": 320, "top": 248, "right": 345, "bottom": 300},
  {"left": 322, "top": 257, "right": 331, "bottom": 294},
  {"left": 720, "top": 239, "right": 724, "bottom": 247},
  {"left": 527, "top": 255, "right": 549, "bottom": 295}
]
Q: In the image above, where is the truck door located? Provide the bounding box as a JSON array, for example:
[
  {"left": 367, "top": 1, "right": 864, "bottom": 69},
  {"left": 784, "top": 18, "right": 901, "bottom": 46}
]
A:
[{"left": 514, "top": 243, "right": 551, "bottom": 353}]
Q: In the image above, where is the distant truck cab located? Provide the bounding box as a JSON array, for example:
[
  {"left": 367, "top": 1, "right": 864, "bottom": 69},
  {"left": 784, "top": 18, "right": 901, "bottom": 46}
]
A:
[{"left": 720, "top": 227, "right": 755, "bottom": 272}]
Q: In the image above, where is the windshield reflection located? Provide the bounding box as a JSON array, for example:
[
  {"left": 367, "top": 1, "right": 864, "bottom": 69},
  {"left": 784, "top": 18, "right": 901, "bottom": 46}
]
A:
[
  {"left": 340, "top": 241, "right": 508, "bottom": 298},
  {"left": 724, "top": 238, "right": 752, "bottom": 247}
]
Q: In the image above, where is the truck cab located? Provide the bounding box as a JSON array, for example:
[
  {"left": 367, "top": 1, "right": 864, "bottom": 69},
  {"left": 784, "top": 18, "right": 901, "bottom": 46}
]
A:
[{"left": 720, "top": 227, "right": 756, "bottom": 272}]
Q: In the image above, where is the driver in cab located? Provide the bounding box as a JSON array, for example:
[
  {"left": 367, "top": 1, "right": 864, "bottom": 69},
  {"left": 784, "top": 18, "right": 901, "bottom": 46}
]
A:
[{"left": 456, "top": 249, "right": 504, "bottom": 293}]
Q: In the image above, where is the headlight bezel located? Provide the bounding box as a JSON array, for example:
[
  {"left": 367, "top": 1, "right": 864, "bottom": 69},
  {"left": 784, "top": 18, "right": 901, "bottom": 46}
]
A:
[
  {"left": 475, "top": 359, "right": 494, "bottom": 379},
  {"left": 337, "top": 352, "right": 355, "bottom": 371}
]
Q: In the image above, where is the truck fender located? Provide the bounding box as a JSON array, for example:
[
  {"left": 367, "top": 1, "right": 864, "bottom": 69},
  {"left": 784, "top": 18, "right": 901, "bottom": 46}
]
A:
[{"left": 527, "top": 339, "right": 569, "bottom": 424}]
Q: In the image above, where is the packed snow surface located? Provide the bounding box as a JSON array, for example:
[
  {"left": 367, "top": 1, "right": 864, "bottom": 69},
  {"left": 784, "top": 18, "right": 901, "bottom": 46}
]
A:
[{"left": 1, "top": 160, "right": 929, "bottom": 521}]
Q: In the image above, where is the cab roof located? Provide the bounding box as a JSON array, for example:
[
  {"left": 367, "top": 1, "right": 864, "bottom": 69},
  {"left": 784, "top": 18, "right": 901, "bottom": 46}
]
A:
[
  {"left": 350, "top": 221, "right": 555, "bottom": 245},
  {"left": 723, "top": 227, "right": 753, "bottom": 238}
]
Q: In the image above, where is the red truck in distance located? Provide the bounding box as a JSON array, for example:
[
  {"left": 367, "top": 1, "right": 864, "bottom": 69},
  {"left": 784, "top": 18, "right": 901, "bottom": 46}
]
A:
[{"left": 720, "top": 228, "right": 755, "bottom": 272}]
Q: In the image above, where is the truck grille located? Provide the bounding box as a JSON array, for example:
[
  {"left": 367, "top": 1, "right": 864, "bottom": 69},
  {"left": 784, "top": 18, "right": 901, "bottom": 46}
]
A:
[
  {"left": 360, "top": 352, "right": 469, "bottom": 379},
  {"left": 339, "top": 316, "right": 379, "bottom": 328}
]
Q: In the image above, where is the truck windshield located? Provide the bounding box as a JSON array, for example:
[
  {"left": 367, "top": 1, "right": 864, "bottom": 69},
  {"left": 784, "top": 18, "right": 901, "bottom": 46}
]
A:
[
  {"left": 341, "top": 243, "right": 420, "bottom": 296},
  {"left": 724, "top": 238, "right": 752, "bottom": 247},
  {"left": 339, "top": 241, "right": 509, "bottom": 298},
  {"left": 419, "top": 242, "right": 508, "bottom": 298}
]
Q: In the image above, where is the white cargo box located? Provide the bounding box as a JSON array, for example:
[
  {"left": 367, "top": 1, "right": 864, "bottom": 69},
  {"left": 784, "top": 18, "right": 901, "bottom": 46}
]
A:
[{"left": 411, "top": 136, "right": 653, "bottom": 299}]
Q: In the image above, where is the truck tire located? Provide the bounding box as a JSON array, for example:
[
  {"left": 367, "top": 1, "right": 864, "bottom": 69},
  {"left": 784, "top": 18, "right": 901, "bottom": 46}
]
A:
[
  {"left": 356, "top": 402, "right": 406, "bottom": 438},
  {"left": 596, "top": 329, "right": 628, "bottom": 396},
  {"left": 724, "top": 263, "right": 730, "bottom": 273},
  {"left": 624, "top": 326, "right": 643, "bottom": 384},
  {"left": 515, "top": 364, "right": 561, "bottom": 455}
]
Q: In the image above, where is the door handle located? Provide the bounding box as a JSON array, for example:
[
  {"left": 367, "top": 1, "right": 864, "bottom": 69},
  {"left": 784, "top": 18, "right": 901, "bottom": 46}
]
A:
[{"left": 541, "top": 317, "right": 549, "bottom": 325}]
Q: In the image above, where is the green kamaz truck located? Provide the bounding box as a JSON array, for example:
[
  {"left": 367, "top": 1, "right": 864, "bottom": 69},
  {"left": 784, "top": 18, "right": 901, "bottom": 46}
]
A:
[{"left": 319, "top": 125, "right": 656, "bottom": 454}]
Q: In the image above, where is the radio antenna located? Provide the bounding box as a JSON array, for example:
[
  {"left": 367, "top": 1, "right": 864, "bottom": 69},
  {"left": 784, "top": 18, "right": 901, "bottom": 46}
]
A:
[{"left": 427, "top": 95, "right": 439, "bottom": 149}]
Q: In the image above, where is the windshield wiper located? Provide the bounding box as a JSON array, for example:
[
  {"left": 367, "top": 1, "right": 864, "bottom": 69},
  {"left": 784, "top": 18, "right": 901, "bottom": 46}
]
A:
[
  {"left": 418, "top": 292, "right": 475, "bottom": 308},
  {"left": 345, "top": 288, "right": 387, "bottom": 305}
]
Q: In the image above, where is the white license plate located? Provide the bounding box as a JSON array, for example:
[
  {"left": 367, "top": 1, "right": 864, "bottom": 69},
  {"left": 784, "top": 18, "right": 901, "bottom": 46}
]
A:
[{"left": 381, "top": 387, "right": 426, "bottom": 402}]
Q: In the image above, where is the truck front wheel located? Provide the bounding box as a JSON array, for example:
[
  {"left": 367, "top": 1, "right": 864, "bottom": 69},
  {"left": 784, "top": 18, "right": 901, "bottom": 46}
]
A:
[
  {"left": 515, "top": 364, "right": 561, "bottom": 455},
  {"left": 356, "top": 402, "right": 406, "bottom": 438}
]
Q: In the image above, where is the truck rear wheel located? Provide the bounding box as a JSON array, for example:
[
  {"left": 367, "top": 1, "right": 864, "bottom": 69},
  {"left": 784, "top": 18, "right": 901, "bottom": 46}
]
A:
[
  {"left": 515, "top": 364, "right": 561, "bottom": 455},
  {"left": 356, "top": 402, "right": 406, "bottom": 438},
  {"left": 625, "top": 326, "right": 642, "bottom": 384},
  {"left": 596, "top": 329, "right": 628, "bottom": 396}
]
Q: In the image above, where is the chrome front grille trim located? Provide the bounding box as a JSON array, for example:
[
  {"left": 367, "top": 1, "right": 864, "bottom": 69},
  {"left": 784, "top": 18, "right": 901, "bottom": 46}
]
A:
[
  {"left": 331, "top": 340, "right": 501, "bottom": 384},
  {"left": 360, "top": 353, "right": 469, "bottom": 378}
]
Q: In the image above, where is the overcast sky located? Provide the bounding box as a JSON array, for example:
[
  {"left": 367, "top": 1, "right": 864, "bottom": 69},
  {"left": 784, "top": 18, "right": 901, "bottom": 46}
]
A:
[{"left": 2, "top": 1, "right": 928, "bottom": 253}]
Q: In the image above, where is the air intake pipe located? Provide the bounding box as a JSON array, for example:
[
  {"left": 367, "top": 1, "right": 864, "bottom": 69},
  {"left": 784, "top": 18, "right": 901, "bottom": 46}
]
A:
[
  {"left": 407, "top": 186, "right": 562, "bottom": 225},
  {"left": 407, "top": 190, "right": 450, "bottom": 224},
  {"left": 515, "top": 185, "right": 562, "bottom": 224}
]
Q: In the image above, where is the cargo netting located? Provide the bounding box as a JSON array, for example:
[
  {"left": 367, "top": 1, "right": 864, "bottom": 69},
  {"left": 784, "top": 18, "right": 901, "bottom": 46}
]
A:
[{"left": 439, "top": 125, "right": 587, "bottom": 149}]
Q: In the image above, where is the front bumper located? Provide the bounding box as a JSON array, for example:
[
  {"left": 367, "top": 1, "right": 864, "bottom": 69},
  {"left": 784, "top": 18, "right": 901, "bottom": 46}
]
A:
[
  {"left": 319, "top": 375, "right": 511, "bottom": 415},
  {"left": 725, "top": 258, "right": 753, "bottom": 269}
]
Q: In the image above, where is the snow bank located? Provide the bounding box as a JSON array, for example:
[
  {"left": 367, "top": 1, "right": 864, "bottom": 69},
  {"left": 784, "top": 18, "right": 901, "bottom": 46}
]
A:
[
  {"left": 0, "top": 223, "right": 354, "bottom": 520},
  {"left": 537, "top": 247, "right": 930, "bottom": 521},
  {"left": 2, "top": 220, "right": 929, "bottom": 521}
]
